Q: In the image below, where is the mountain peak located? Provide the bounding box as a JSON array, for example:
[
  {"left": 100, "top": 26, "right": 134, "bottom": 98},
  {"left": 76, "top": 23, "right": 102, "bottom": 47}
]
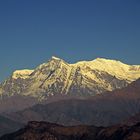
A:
[
  {"left": 94, "top": 57, "right": 121, "bottom": 63},
  {"left": 50, "top": 56, "right": 68, "bottom": 65},
  {"left": 12, "top": 69, "right": 34, "bottom": 79},
  {"left": 51, "top": 56, "right": 61, "bottom": 60},
  {"left": 0, "top": 57, "right": 140, "bottom": 100}
]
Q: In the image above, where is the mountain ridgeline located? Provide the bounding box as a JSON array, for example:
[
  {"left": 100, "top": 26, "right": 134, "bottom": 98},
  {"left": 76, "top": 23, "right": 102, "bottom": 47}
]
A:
[
  {"left": 1, "top": 121, "right": 140, "bottom": 140},
  {"left": 0, "top": 57, "right": 140, "bottom": 138},
  {"left": 0, "top": 57, "right": 140, "bottom": 100}
]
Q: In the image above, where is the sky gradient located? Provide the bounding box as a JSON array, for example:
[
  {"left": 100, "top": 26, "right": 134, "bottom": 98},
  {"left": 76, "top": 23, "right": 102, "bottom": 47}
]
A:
[{"left": 0, "top": 0, "right": 140, "bottom": 81}]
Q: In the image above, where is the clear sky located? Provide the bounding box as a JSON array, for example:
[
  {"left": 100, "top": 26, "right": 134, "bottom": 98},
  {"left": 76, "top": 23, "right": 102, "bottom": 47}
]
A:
[{"left": 0, "top": 0, "right": 140, "bottom": 81}]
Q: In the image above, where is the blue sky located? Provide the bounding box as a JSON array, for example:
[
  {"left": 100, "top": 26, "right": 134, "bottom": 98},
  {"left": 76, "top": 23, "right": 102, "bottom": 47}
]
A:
[{"left": 0, "top": 0, "right": 140, "bottom": 81}]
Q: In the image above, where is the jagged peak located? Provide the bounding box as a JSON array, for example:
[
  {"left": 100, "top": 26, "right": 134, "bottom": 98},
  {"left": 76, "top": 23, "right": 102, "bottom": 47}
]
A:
[
  {"left": 12, "top": 69, "right": 34, "bottom": 79},
  {"left": 7, "top": 57, "right": 140, "bottom": 83},
  {"left": 51, "top": 56, "right": 61, "bottom": 60},
  {"left": 48, "top": 56, "right": 65, "bottom": 63},
  {"left": 49, "top": 56, "right": 69, "bottom": 66},
  {"left": 36, "top": 56, "right": 69, "bottom": 70}
]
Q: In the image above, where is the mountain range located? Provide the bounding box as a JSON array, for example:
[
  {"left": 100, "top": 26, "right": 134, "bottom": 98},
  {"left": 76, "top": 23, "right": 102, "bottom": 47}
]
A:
[
  {"left": 0, "top": 56, "right": 140, "bottom": 100},
  {"left": 4, "top": 78, "right": 140, "bottom": 127},
  {"left": 0, "top": 57, "right": 140, "bottom": 138}
]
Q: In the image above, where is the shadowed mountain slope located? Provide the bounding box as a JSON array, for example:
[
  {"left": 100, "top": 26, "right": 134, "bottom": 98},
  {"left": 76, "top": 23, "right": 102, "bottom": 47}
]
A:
[
  {"left": 5, "top": 79, "right": 140, "bottom": 127},
  {"left": 1, "top": 121, "right": 140, "bottom": 140},
  {"left": 0, "top": 115, "right": 23, "bottom": 137}
]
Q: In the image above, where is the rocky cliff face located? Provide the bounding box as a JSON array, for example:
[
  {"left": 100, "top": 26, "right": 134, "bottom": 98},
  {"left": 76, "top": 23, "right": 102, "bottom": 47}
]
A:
[
  {"left": 0, "top": 57, "right": 140, "bottom": 100},
  {"left": 1, "top": 121, "right": 140, "bottom": 140}
]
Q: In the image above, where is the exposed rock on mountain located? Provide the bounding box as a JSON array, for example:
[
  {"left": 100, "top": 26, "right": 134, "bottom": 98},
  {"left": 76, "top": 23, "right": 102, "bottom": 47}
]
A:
[
  {"left": 123, "top": 112, "right": 140, "bottom": 126},
  {"left": 6, "top": 79, "right": 140, "bottom": 127},
  {"left": 1, "top": 121, "right": 140, "bottom": 140},
  {"left": 0, "top": 57, "right": 140, "bottom": 137},
  {"left": 0, "top": 57, "right": 140, "bottom": 100}
]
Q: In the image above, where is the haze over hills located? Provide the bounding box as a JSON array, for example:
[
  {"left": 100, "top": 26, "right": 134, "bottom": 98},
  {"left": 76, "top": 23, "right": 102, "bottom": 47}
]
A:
[
  {"left": 1, "top": 78, "right": 140, "bottom": 138},
  {"left": 5, "top": 79, "right": 140, "bottom": 127},
  {"left": 0, "top": 56, "right": 140, "bottom": 100},
  {"left": 0, "top": 115, "right": 23, "bottom": 137}
]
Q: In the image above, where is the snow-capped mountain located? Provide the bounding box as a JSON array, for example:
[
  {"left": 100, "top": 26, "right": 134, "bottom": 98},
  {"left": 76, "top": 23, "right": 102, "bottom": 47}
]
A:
[{"left": 0, "top": 56, "right": 140, "bottom": 100}]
